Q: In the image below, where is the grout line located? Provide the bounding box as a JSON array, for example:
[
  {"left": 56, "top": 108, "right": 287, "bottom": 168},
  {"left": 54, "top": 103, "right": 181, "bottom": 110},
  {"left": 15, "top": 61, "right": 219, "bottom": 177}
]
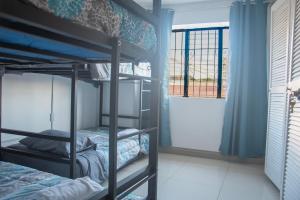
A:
[
  {"left": 217, "top": 161, "right": 230, "bottom": 200},
  {"left": 158, "top": 154, "right": 188, "bottom": 183},
  {"left": 164, "top": 162, "right": 186, "bottom": 182}
]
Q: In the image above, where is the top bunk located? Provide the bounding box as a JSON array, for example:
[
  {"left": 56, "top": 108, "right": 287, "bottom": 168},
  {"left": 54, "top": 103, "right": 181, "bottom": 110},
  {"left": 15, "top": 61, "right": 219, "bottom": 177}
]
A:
[{"left": 0, "top": 0, "right": 161, "bottom": 68}]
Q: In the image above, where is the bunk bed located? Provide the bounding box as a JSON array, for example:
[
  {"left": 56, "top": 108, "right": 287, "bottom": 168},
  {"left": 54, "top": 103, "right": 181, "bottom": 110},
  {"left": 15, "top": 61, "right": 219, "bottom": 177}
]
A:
[
  {"left": 3, "top": 81, "right": 152, "bottom": 184},
  {"left": 0, "top": 0, "right": 161, "bottom": 199}
]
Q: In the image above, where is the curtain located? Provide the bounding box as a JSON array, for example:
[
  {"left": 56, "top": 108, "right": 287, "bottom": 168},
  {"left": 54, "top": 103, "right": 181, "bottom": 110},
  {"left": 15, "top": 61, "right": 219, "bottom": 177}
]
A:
[
  {"left": 159, "top": 9, "right": 174, "bottom": 147},
  {"left": 219, "top": 0, "right": 268, "bottom": 158}
]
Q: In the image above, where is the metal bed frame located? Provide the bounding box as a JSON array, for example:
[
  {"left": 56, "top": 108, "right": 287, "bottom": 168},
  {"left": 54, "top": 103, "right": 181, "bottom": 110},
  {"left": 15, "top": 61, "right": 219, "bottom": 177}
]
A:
[{"left": 0, "top": 0, "right": 161, "bottom": 199}]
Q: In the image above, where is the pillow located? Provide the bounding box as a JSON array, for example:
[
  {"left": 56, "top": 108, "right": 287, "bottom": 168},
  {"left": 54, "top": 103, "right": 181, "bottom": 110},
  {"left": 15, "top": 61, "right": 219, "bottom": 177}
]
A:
[{"left": 19, "top": 129, "right": 94, "bottom": 157}]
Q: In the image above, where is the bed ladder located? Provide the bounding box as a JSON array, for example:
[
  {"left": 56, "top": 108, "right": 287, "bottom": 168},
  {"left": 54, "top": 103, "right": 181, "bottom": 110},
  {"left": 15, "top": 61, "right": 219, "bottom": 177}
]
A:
[{"left": 138, "top": 79, "right": 151, "bottom": 144}]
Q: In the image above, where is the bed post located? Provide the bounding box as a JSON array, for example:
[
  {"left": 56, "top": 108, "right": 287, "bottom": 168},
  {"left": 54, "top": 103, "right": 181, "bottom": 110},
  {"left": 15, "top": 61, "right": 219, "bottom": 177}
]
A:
[
  {"left": 108, "top": 38, "right": 120, "bottom": 200},
  {"left": 99, "top": 82, "right": 103, "bottom": 127},
  {"left": 148, "top": 0, "right": 161, "bottom": 199},
  {"left": 70, "top": 65, "right": 78, "bottom": 179},
  {"left": 138, "top": 79, "right": 143, "bottom": 146},
  {"left": 0, "top": 67, "right": 3, "bottom": 161}
]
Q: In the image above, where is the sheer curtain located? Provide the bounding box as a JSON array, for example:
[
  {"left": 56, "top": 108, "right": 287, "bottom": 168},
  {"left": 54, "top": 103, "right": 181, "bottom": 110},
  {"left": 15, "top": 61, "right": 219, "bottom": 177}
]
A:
[
  {"left": 220, "top": 0, "right": 269, "bottom": 158},
  {"left": 159, "top": 9, "right": 174, "bottom": 147}
]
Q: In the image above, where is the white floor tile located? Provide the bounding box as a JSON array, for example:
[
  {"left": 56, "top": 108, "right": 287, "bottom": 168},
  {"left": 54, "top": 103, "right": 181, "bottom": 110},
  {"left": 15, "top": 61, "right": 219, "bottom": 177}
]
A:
[
  {"left": 158, "top": 154, "right": 227, "bottom": 200},
  {"left": 125, "top": 154, "right": 279, "bottom": 200},
  {"left": 125, "top": 153, "right": 280, "bottom": 200},
  {"left": 228, "top": 162, "right": 265, "bottom": 176},
  {"left": 261, "top": 179, "right": 280, "bottom": 200},
  {"left": 158, "top": 177, "right": 220, "bottom": 200},
  {"left": 218, "top": 162, "right": 280, "bottom": 200},
  {"left": 158, "top": 153, "right": 187, "bottom": 181},
  {"left": 170, "top": 158, "right": 228, "bottom": 188}
]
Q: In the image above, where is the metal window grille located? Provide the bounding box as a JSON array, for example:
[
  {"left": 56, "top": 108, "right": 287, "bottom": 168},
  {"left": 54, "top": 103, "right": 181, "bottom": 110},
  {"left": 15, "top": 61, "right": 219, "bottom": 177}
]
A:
[{"left": 169, "top": 27, "right": 229, "bottom": 98}]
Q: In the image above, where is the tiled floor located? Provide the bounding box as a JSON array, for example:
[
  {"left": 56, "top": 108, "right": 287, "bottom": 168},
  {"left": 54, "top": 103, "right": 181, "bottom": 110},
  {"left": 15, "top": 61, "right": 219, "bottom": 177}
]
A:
[{"left": 133, "top": 153, "right": 280, "bottom": 200}]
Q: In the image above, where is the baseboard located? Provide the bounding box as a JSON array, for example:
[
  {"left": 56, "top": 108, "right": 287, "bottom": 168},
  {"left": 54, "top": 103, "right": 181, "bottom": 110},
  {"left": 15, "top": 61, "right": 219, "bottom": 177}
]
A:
[{"left": 159, "top": 146, "right": 265, "bottom": 165}]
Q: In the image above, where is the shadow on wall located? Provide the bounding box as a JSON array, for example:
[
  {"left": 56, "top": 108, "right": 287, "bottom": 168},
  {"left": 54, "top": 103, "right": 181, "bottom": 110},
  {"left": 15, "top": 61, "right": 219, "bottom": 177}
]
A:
[
  {"left": 1, "top": 73, "right": 100, "bottom": 145},
  {"left": 169, "top": 97, "right": 226, "bottom": 152}
]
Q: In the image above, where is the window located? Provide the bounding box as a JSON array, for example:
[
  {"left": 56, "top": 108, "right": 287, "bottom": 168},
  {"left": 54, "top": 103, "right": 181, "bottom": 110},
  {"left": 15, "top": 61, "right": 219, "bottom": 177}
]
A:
[{"left": 169, "top": 26, "right": 229, "bottom": 98}]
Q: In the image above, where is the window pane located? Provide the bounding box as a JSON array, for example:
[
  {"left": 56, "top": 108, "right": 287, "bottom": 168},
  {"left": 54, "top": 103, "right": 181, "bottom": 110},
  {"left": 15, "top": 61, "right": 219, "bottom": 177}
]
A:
[
  {"left": 169, "top": 31, "right": 185, "bottom": 96},
  {"left": 222, "top": 29, "right": 229, "bottom": 98},
  {"left": 188, "top": 30, "right": 219, "bottom": 97},
  {"left": 168, "top": 27, "right": 229, "bottom": 98}
]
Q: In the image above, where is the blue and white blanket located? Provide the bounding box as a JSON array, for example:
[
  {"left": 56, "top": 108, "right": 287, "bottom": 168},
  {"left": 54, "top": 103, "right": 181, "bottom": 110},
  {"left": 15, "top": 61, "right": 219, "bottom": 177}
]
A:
[
  {"left": 76, "top": 127, "right": 149, "bottom": 183},
  {"left": 0, "top": 161, "right": 145, "bottom": 200},
  {"left": 0, "top": 161, "right": 67, "bottom": 200}
]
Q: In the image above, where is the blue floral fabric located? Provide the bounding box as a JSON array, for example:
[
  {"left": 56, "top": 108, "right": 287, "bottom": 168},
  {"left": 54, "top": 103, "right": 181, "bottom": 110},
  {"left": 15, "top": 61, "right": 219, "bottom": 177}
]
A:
[
  {"left": 82, "top": 127, "right": 149, "bottom": 173},
  {"left": 0, "top": 161, "right": 67, "bottom": 200},
  {"left": 27, "top": 0, "right": 157, "bottom": 51},
  {"left": 48, "top": 0, "right": 85, "bottom": 18},
  {"left": 0, "top": 161, "right": 144, "bottom": 200}
]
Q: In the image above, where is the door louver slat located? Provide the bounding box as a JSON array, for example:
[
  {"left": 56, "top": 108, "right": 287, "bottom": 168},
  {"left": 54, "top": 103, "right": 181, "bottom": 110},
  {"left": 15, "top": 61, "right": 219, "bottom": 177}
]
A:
[
  {"left": 266, "top": 0, "right": 290, "bottom": 190},
  {"left": 282, "top": 0, "right": 300, "bottom": 199}
]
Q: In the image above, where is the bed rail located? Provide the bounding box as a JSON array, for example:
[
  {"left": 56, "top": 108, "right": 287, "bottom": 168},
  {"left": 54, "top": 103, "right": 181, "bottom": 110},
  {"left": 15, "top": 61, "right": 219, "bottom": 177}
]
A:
[
  {"left": 102, "top": 114, "right": 140, "bottom": 120},
  {"left": 0, "top": 0, "right": 162, "bottom": 199},
  {"left": 117, "top": 166, "right": 155, "bottom": 199},
  {"left": 117, "top": 127, "right": 157, "bottom": 140},
  {"left": 4, "top": 65, "right": 156, "bottom": 82},
  {"left": 0, "top": 66, "right": 79, "bottom": 178},
  {"left": 0, "top": 0, "right": 153, "bottom": 64},
  {"left": 0, "top": 147, "right": 70, "bottom": 164},
  {"left": 88, "top": 167, "right": 156, "bottom": 200},
  {"left": 0, "top": 128, "right": 70, "bottom": 142}
]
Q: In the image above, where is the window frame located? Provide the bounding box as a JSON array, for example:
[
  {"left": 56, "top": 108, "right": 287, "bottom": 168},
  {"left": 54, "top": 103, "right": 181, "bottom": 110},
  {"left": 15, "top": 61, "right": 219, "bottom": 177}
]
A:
[{"left": 170, "top": 26, "right": 229, "bottom": 98}]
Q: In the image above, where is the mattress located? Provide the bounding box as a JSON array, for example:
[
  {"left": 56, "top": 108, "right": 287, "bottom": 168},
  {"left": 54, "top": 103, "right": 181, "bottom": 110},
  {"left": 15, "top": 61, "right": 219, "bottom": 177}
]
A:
[
  {"left": 4, "top": 127, "right": 149, "bottom": 184},
  {"left": 3, "top": 143, "right": 88, "bottom": 178},
  {"left": 0, "top": 161, "right": 68, "bottom": 200},
  {"left": 25, "top": 0, "right": 157, "bottom": 51},
  {"left": 0, "top": 161, "right": 144, "bottom": 200}
]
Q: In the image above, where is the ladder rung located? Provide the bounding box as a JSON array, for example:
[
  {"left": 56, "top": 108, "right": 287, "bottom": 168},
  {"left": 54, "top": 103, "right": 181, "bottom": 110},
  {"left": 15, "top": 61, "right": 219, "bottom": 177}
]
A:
[{"left": 141, "top": 109, "right": 150, "bottom": 112}]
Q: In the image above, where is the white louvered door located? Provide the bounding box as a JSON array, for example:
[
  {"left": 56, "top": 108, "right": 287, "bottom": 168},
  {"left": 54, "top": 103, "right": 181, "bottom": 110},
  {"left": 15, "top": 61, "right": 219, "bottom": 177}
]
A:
[
  {"left": 265, "top": 0, "right": 292, "bottom": 190},
  {"left": 282, "top": 0, "right": 300, "bottom": 199}
]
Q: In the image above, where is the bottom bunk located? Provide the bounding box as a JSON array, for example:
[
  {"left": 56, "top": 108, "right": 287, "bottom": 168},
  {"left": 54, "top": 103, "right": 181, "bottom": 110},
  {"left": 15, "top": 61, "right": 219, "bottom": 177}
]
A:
[
  {"left": 1, "top": 127, "right": 149, "bottom": 184},
  {"left": 0, "top": 161, "right": 145, "bottom": 200}
]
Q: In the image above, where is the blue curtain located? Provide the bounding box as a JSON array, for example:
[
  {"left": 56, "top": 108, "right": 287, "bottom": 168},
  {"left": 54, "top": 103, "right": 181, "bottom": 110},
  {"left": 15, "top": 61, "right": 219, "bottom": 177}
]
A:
[
  {"left": 220, "top": 0, "right": 268, "bottom": 158},
  {"left": 159, "top": 9, "right": 174, "bottom": 147}
]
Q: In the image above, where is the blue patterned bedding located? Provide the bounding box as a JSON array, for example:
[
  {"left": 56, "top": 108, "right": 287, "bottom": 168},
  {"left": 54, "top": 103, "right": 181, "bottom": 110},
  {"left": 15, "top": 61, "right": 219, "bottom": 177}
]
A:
[
  {"left": 0, "top": 161, "right": 68, "bottom": 200},
  {"left": 0, "top": 161, "right": 145, "bottom": 200},
  {"left": 4, "top": 127, "right": 149, "bottom": 185},
  {"left": 77, "top": 127, "right": 149, "bottom": 183},
  {"left": 26, "top": 0, "right": 157, "bottom": 51}
]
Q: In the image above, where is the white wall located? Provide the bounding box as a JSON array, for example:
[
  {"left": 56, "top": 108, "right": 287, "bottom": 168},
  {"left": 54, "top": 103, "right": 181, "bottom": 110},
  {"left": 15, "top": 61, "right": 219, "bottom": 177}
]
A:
[
  {"left": 1, "top": 73, "right": 141, "bottom": 140},
  {"left": 102, "top": 81, "right": 140, "bottom": 128},
  {"left": 166, "top": 0, "right": 230, "bottom": 152},
  {"left": 52, "top": 76, "right": 99, "bottom": 131},
  {"left": 2, "top": 73, "right": 99, "bottom": 145},
  {"left": 2, "top": 74, "right": 52, "bottom": 132},
  {"left": 166, "top": 0, "right": 232, "bottom": 25},
  {"left": 170, "top": 97, "right": 225, "bottom": 152}
]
